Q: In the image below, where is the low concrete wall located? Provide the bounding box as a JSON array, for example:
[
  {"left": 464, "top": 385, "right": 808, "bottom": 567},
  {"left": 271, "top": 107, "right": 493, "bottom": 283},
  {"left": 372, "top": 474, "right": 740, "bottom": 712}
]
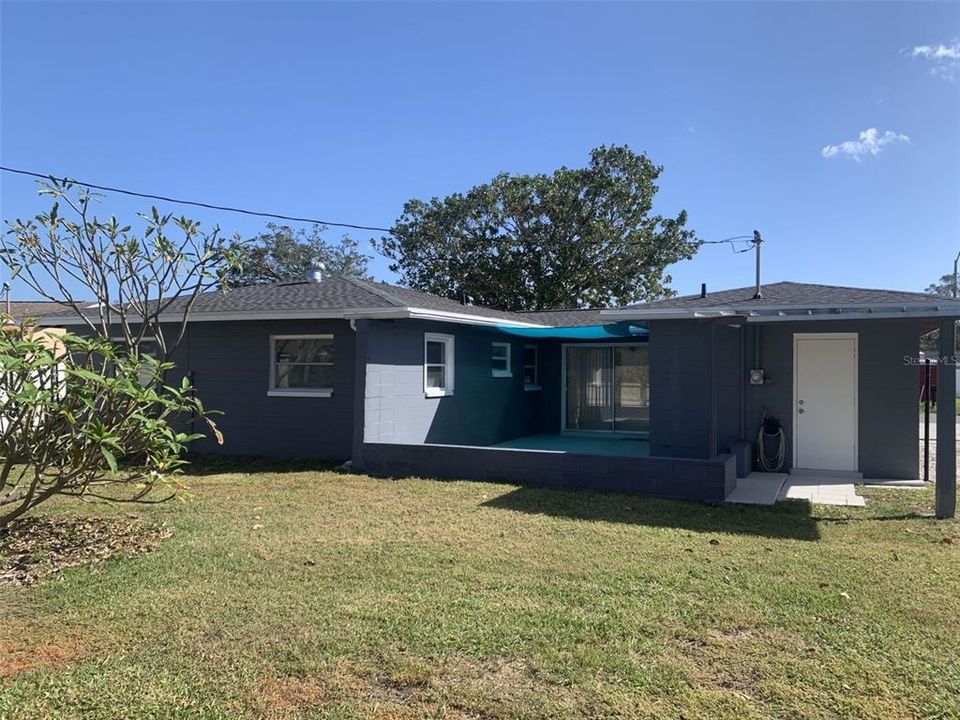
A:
[{"left": 359, "top": 443, "right": 737, "bottom": 502}]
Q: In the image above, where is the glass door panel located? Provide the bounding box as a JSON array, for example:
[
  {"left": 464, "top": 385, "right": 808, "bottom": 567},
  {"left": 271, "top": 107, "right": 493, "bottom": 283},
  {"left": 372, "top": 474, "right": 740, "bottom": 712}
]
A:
[
  {"left": 614, "top": 345, "right": 650, "bottom": 433},
  {"left": 565, "top": 347, "right": 613, "bottom": 431}
]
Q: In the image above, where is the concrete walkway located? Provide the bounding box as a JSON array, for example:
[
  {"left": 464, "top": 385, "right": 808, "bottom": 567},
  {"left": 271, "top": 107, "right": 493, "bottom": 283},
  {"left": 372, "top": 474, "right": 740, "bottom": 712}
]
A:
[
  {"left": 777, "top": 474, "right": 866, "bottom": 507},
  {"left": 726, "top": 472, "right": 788, "bottom": 505},
  {"left": 726, "top": 472, "right": 869, "bottom": 507}
]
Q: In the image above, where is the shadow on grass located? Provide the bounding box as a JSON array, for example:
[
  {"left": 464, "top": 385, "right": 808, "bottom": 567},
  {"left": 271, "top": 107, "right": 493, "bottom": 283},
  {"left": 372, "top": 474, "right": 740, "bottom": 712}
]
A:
[
  {"left": 481, "top": 486, "right": 822, "bottom": 541},
  {"left": 182, "top": 453, "right": 344, "bottom": 477}
]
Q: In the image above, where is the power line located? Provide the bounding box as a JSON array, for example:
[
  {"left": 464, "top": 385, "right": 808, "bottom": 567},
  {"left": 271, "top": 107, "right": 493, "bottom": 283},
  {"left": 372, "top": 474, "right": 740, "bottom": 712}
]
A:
[
  {"left": 0, "top": 164, "right": 759, "bottom": 251},
  {"left": 0, "top": 164, "right": 394, "bottom": 233},
  {"left": 699, "top": 235, "right": 756, "bottom": 253}
]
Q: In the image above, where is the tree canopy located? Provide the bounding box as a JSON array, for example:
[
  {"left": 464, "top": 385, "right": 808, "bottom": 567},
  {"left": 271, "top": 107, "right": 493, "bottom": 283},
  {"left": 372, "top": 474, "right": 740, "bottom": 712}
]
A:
[
  {"left": 228, "top": 223, "right": 371, "bottom": 286},
  {"left": 377, "top": 145, "right": 699, "bottom": 311},
  {"left": 925, "top": 273, "right": 957, "bottom": 298}
]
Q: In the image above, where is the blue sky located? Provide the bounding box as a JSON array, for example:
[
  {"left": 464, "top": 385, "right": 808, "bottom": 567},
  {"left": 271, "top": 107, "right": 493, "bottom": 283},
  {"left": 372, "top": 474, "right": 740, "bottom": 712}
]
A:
[{"left": 2, "top": 1, "right": 958, "bottom": 302}]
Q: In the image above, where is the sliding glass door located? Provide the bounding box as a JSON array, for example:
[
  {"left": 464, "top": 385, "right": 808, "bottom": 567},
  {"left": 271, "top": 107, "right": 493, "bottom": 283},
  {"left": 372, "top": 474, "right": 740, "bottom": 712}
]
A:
[{"left": 564, "top": 345, "right": 649, "bottom": 433}]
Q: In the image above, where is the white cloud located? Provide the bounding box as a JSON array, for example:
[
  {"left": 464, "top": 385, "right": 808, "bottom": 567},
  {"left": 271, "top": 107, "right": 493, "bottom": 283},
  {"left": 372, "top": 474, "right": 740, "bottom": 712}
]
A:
[
  {"left": 908, "top": 42, "right": 960, "bottom": 79},
  {"left": 821, "top": 128, "right": 910, "bottom": 162}
]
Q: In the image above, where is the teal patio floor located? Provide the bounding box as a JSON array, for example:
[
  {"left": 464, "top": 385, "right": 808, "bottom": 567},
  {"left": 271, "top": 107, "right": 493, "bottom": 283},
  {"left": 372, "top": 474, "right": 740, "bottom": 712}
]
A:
[{"left": 491, "top": 434, "right": 651, "bottom": 457}]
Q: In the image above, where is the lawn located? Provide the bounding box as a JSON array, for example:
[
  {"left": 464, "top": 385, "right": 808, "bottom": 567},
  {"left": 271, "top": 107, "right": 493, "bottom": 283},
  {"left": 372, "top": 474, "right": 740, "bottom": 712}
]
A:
[{"left": 1, "top": 464, "right": 958, "bottom": 720}]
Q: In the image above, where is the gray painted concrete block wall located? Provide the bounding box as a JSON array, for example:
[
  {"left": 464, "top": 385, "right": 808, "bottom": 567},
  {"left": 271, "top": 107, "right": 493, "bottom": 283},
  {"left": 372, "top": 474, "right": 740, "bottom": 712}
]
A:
[
  {"left": 172, "top": 319, "right": 356, "bottom": 459},
  {"left": 361, "top": 442, "right": 737, "bottom": 502},
  {"left": 91, "top": 312, "right": 922, "bottom": 484},
  {"left": 714, "top": 324, "right": 745, "bottom": 455},
  {"left": 362, "top": 319, "right": 540, "bottom": 446},
  {"left": 744, "top": 319, "right": 920, "bottom": 478},
  {"left": 648, "top": 320, "right": 710, "bottom": 458},
  {"left": 649, "top": 317, "right": 922, "bottom": 479}
]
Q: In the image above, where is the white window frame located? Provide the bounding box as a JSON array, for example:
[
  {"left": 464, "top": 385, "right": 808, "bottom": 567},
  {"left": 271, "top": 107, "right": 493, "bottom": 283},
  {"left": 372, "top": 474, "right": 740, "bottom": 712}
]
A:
[
  {"left": 424, "top": 332, "right": 455, "bottom": 398},
  {"left": 268, "top": 334, "right": 334, "bottom": 398},
  {"left": 491, "top": 341, "right": 512, "bottom": 378},
  {"left": 523, "top": 344, "right": 540, "bottom": 390}
]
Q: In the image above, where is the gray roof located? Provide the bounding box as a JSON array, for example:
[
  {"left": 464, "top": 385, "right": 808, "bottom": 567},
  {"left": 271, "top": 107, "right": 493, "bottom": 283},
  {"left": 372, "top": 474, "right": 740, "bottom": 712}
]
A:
[
  {"left": 3, "top": 301, "right": 71, "bottom": 321},
  {"left": 606, "top": 281, "right": 960, "bottom": 321},
  {"left": 196, "top": 276, "right": 536, "bottom": 322},
  {"left": 624, "top": 281, "right": 949, "bottom": 310},
  {"left": 516, "top": 309, "right": 614, "bottom": 327},
  {"left": 42, "top": 276, "right": 550, "bottom": 326}
]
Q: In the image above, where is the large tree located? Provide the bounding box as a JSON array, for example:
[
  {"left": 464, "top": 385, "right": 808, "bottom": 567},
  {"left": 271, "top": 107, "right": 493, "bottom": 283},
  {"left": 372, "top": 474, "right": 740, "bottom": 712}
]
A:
[
  {"left": 926, "top": 273, "right": 957, "bottom": 298},
  {"left": 922, "top": 272, "right": 958, "bottom": 353},
  {"left": 377, "top": 145, "right": 699, "bottom": 311},
  {"left": 228, "top": 223, "right": 371, "bottom": 286}
]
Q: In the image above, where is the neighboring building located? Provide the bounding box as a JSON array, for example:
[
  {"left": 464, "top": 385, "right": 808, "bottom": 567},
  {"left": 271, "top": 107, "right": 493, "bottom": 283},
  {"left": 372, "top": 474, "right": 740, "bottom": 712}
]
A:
[
  {"left": 3, "top": 301, "right": 71, "bottom": 323},
  {"left": 40, "top": 276, "right": 960, "bottom": 512}
]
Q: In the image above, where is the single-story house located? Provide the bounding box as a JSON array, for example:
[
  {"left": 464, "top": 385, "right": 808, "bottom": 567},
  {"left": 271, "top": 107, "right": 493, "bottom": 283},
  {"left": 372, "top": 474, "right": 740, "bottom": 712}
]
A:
[{"left": 41, "top": 273, "right": 960, "bottom": 517}]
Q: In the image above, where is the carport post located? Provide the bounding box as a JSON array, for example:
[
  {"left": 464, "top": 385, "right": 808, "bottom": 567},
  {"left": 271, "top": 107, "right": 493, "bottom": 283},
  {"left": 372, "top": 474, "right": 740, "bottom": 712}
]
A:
[{"left": 936, "top": 319, "right": 957, "bottom": 519}]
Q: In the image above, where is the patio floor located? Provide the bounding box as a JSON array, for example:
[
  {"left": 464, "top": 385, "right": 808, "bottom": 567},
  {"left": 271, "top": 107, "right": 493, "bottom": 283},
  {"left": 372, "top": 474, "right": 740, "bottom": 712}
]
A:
[{"left": 491, "top": 434, "right": 651, "bottom": 458}]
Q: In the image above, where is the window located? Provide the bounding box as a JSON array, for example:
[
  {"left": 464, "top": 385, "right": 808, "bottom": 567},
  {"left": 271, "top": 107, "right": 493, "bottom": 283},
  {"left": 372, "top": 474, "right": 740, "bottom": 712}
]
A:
[
  {"left": 491, "top": 342, "right": 512, "bottom": 378},
  {"left": 269, "top": 335, "right": 334, "bottom": 397},
  {"left": 523, "top": 345, "right": 539, "bottom": 390},
  {"left": 424, "top": 333, "right": 454, "bottom": 397},
  {"left": 109, "top": 337, "right": 160, "bottom": 386}
]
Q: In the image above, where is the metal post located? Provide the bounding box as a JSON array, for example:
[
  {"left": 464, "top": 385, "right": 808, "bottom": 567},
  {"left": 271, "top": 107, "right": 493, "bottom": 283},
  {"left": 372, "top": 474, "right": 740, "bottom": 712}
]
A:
[
  {"left": 752, "top": 230, "right": 763, "bottom": 299},
  {"left": 924, "top": 359, "right": 931, "bottom": 483},
  {"left": 936, "top": 319, "right": 956, "bottom": 518}
]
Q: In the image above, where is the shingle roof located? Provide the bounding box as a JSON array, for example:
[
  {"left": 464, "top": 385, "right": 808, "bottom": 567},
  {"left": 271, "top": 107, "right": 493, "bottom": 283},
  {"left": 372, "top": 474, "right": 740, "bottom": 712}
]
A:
[
  {"left": 516, "top": 309, "right": 613, "bottom": 327},
  {"left": 623, "top": 281, "right": 957, "bottom": 310},
  {"left": 3, "top": 301, "right": 71, "bottom": 321},
  {"left": 42, "top": 276, "right": 546, "bottom": 326}
]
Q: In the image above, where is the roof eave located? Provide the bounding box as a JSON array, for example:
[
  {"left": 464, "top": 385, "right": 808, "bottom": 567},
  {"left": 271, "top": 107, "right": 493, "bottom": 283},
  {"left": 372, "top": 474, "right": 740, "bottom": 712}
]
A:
[
  {"left": 38, "top": 306, "right": 551, "bottom": 329},
  {"left": 601, "top": 305, "right": 960, "bottom": 322}
]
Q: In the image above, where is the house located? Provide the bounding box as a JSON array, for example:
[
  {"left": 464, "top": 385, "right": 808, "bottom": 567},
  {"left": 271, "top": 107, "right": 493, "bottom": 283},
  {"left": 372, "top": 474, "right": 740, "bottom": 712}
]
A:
[{"left": 40, "top": 274, "right": 960, "bottom": 517}]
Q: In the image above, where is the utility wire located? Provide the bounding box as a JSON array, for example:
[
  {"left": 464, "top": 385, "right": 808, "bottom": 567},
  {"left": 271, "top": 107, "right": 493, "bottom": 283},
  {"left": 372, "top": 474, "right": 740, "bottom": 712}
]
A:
[
  {"left": 699, "top": 235, "right": 756, "bottom": 253},
  {"left": 0, "top": 164, "right": 394, "bottom": 233},
  {"left": 1, "top": 164, "right": 759, "bottom": 251}
]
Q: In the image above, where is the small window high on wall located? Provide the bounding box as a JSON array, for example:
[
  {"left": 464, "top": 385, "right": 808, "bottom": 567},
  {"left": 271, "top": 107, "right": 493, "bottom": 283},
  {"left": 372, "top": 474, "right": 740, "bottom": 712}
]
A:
[
  {"left": 269, "top": 335, "right": 334, "bottom": 397},
  {"left": 491, "top": 342, "right": 512, "bottom": 378},
  {"left": 424, "top": 333, "right": 455, "bottom": 397}
]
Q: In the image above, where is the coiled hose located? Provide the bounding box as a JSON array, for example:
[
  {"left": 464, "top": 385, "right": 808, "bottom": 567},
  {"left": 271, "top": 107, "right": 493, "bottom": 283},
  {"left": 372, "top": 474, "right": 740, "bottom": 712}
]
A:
[{"left": 758, "top": 415, "right": 785, "bottom": 472}]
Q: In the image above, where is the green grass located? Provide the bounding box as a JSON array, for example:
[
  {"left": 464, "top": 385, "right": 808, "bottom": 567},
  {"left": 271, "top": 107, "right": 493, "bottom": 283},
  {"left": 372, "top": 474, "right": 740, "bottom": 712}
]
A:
[{"left": 1, "top": 465, "right": 959, "bottom": 719}]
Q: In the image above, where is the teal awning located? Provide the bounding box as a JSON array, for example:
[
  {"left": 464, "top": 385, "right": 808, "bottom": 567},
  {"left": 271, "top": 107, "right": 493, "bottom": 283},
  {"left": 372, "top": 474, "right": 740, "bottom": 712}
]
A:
[{"left": 496, "top": 323, "right": 648, "bottom": 340}]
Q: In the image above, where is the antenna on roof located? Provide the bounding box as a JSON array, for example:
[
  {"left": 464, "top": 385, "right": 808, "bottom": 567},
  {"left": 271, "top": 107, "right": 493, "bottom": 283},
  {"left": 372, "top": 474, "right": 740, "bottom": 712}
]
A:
[
  {"left": 752, "top": 230, "right": 763, "bottom": 299},
  {"left": 2, "top": 282, "right": 10, "bottom": 317}
]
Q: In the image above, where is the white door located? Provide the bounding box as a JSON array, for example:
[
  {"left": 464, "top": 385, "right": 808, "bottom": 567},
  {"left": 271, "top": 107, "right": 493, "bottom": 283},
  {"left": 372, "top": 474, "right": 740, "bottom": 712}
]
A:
[{"left": 793, "top": 333, "right": 858, "bottom": 472}]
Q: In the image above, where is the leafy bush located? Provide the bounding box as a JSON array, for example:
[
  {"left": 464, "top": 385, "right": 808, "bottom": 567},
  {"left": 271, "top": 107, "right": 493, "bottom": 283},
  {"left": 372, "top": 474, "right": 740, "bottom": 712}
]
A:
[{"left": 0, "top": 324, "right": 221, "bottom": 527}]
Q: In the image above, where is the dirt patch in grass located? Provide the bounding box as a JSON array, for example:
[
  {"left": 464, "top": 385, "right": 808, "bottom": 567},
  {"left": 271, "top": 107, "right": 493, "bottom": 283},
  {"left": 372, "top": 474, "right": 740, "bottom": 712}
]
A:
[
  {"left": 0, "top": 633, "right": 88, "bottom": 677},
  {"left": 260, "top": 654, "right": 589, "bottom": 719},
  {"left": 261, "top": 665, "right": 473, "bottom": 719},
  {"left": 0, "top": 515, "right": 173, "bottom": 587}
]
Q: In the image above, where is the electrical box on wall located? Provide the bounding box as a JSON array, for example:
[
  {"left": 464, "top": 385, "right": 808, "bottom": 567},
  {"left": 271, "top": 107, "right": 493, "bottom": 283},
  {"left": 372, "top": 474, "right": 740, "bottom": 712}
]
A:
[{"left": 749, "top": 368, "right": 765, "bottom": 385}]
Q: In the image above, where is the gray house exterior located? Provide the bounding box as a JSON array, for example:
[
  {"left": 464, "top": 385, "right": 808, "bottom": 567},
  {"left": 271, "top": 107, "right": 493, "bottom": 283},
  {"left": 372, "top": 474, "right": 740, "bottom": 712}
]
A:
[{"left": 42, "top": 276, "right": 960, "bottom": 516}]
